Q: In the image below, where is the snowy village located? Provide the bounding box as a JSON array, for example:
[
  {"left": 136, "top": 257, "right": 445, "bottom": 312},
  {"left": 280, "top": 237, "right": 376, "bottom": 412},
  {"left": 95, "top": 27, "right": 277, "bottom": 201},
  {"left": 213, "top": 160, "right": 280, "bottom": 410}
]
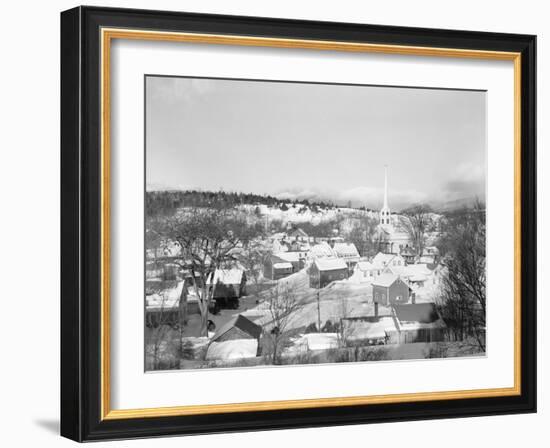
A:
[{"left": 144, "top": 168, "right": 486, "bottom": 371}]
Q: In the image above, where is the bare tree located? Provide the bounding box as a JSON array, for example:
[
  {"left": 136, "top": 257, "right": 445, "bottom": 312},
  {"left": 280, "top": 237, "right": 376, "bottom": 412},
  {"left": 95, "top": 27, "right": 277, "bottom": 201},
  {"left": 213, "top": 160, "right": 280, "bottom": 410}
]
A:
[
  {"left": 336, "top": 297, "right": 351, "bottom": 348},
  {"left": 146, "top": 290, "right": 174, "bottom": 370},
  {"left": 264, "top": 284, "right": 304, "bottom": 364},
  {"left": 152, "top": 207, "right": 261, "bottom": 336},
  {"left": 347, "top": 215, "right": 380, "bottom": 257},
  {"left": 437, "top": 202, "right": 486, "bottom": 351},
  {"left": 238, "top": 240, "right": 272, "bottom": 297},
  {"left": 399, "top": 204, "right": 434, "bottom": 260}
]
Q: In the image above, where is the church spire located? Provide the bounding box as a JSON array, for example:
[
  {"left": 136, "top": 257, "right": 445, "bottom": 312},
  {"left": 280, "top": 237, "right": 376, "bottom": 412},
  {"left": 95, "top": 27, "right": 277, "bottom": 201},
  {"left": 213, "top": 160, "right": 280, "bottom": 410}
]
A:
[{"left": 380, "top": 165, "right": 391, "bottom": 227}]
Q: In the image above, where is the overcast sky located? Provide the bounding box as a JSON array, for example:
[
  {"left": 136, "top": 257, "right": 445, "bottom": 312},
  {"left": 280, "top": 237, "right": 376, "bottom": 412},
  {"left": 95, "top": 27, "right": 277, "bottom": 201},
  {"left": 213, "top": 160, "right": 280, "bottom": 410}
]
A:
[{"left": 146, "top": 76, "right": 486, "bottom": 210}]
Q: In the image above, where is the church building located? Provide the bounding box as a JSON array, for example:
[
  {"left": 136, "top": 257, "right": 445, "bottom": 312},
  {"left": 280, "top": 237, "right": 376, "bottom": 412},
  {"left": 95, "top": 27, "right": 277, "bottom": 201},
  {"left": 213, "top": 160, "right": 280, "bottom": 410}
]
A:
[{"left": 376, "top": 166, "right": 412, "bottom": 255}]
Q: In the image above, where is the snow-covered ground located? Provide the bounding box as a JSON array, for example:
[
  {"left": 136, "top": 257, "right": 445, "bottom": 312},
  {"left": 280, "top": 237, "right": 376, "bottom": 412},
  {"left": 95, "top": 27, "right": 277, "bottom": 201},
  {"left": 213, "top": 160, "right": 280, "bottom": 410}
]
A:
[
  {"left": 206, "top": 339, "right": 258, "bottom": 360},
  {"left": 241, "top": 269, "right": 393, "bottom": 332}
]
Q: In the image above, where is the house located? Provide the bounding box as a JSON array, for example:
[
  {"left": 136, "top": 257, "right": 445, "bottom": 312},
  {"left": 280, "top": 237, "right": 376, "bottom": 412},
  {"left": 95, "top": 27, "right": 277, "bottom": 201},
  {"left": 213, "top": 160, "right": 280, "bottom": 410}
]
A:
[
  {"left": 206, "top": 269, "right": 247, "bottom": 309},
  {"left": 274, "top": 251, "right": 305, "bottom": 271},
  {"left": 372, "top": 273, "right": 410, "bottom": 306},
  {"left": 287, "top": 227, "right": 309, "bottom": 242},
  {"left": 210, "top": 314, "right": 262, "bottom": 343},
  {"left": 419, "top": 246, "right": 440, "bottom": 266},
  {"left": 263, "top": 251, "right": 305, "bottom": 280},
  {"left": 145, "top": 280, "right": 201, "bottom": 328},
  {"left": 392, "top": 303, "right": 447, "bottom": 343},
  {"left": 342, "top": 316, "right": 398, "bottom": 345},
  {"left": 403, "top": 263, "right": 432, "bottom": 288},
  {"left": 286, "top": 333, "right": 339, "bottom": 356},
  {"left": 263, "top": 257, "right": 293, "bottom": 280},
  {"left": 377, "top": 227, "right": 412, "bottom": 254},
  {"left": 288, "top": 239, "right": 310, "bottom": 253},
  {"left": 309, "top": 258, "right": 349, "bottom": 288},
  {"left": 332, "top": 242, "right": 360, "bottom": 270},
  {"left": 308, "top": 242, "right": 336, "bottom": 260},
  {"left": 372, "top": 252, "right": 406, "bottom": 270},
  {"left": 351, "top": 260, "right": 376, "bottom": 283},
  {"left": 400, "top": 245, "right": 417, "bottom": 264}
]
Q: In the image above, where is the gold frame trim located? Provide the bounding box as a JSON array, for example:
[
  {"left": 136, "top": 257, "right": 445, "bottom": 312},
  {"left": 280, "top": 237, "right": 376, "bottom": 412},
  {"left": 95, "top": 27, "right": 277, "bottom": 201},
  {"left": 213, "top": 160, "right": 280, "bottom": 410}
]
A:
[{"left": 100, "top": 28, "right": 522, "bottom": 421}]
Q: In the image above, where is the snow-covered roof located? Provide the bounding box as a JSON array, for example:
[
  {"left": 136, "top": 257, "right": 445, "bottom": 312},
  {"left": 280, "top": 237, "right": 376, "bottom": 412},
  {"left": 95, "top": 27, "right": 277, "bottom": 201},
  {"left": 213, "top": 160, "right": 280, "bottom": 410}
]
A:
[
  {"left": 314, "top": 257, "right": 347, "bottom": 271},
  {"left": 206, "top": 268, "right": 244, "bottom": 285},
  {"left": 404, "top": 263, "right": 431, "bottom": 277},
  {"left": 346, "top": 317, "right": 396, "bottom": 340},
  {"left": 333, "top": 242, "right": 360, "bottom": 259},
  {"left": 419, "top": 255, "right": 436, "bottom": 264},
  {"left": 287, "top": 228, "right": 308, "bottom": 238},
  {"left": 146, "top": 280, "right": 201, "bottom": 310},
  {"left": 273, "top": 262, "right": 293, "bottom": 270},
  {"left": 356, "top": 261, "right": 374, "bottom": 271},
  {"left": 146, "top": 281, "right": 184, "bottom": 309},
  {"left": 309, "top": 242, "right": 335, "bottom": 258},
  {"left": 383, "top": 264, "right": 407, "bottom": 276},
  {"left": 372, "top": 252, "right": 396, "bottom": 267},
  {"left": 206, "top": 339, "right": 258, "bottom": 360},
  {"left": 372, "top": 273, "right": 400, "bottom": 288},
  {"left": 409, "top": 275, "right": 428, "bottom": 282},
  {"left": 211, "top": 314, "right": 262, "bottom": 342},
  {"left": 273, "top": 251, "right": 301, "bottom": 263},
  {"left": 290, "top": 333, "right": 339, "bottom": 351}
]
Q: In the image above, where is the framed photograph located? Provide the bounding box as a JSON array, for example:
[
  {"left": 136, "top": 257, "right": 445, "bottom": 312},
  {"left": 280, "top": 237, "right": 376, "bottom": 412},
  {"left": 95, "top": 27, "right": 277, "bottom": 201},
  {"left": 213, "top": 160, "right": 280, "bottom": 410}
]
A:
[{"left": 60, "top": 6, "right": 536, "bottom": 442}]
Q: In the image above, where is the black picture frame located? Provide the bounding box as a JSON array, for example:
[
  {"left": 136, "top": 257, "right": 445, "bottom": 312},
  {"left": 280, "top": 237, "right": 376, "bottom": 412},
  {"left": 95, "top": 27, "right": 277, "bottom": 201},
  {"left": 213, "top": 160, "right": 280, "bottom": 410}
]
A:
[{"left": 61, "top": 5, "right": 536, "bottom": 442}]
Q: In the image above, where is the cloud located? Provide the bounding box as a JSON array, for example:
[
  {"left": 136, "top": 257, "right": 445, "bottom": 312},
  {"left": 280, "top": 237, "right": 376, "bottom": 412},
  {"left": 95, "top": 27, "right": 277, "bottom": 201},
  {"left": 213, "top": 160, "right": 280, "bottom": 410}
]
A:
[
  {"left": 441, "top": 163, "right": 486, "bottom": 201},
  {"left": 275, "top": 185, "right": 427, "bottom": 210}
]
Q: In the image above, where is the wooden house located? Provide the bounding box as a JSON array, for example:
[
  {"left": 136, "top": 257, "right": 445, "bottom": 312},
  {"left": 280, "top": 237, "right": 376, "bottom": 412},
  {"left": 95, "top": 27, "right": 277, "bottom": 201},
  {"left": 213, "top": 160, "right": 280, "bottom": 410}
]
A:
[
  {"left": 206, "top": 269, "right": 247, "bottom": 309},
  {"left": 352, "top": 261, "right": 377, "bottom": 282},
  {"left": 210, "top": 314, "right": 262, "bottom": 343},
  {"left": 400, "top": 245, "right": 417, "bottom": 264},
  {"left": 287, "top": 227, "right": 309, "bottom": 242},
  {"left": 372, "top": 273, "right": 410, "bottom": 306},
  {"left": 391, "top": 303, "right": 447, "bottom": 343},
  {"left": 264, "top": 252, "right": 305, "bottom": 280},
  {"left": 309, "top": 258, "right": 349, "bottom": 288},
  {"left": 332, "top": 242, "right": 360, "bottom": 270}
]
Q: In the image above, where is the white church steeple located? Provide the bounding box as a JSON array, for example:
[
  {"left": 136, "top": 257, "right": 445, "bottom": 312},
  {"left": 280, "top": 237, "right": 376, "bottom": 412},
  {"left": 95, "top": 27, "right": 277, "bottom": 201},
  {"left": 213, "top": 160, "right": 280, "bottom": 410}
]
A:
[{"left": 380, "top": 165, "right": 391, "bottom": 227}]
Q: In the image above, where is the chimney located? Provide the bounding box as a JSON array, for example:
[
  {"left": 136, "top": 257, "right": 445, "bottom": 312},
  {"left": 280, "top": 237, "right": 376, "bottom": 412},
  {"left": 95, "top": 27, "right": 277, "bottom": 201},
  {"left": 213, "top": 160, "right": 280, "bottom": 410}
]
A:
[{"left": 374, "top": 302, "right": 379, "bottom": 318}]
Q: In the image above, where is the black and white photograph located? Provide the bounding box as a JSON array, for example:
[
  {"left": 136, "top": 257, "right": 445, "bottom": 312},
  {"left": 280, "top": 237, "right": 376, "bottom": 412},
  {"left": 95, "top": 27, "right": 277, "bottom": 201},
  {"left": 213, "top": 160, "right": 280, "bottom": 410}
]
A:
[{"left": 144, "top": 75, "right": 487, "bottom": 371}]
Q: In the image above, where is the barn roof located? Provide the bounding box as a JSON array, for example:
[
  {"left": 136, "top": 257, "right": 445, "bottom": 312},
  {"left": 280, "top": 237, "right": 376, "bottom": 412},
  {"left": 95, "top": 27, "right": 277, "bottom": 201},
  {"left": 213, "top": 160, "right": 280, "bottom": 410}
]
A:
[
  {"left": 393, "top": 303, "right": 439, "bottom": 323},
  {"left": 346, "top": 317, "right": 397, "bottom": 340},
  {"left": 403, "top": 263, "right": 431, "bottom": 282},
  {"left": 273, "top": 262, "right": 293, "bottom": 270},
  {"left": 372, "top": 273, "right": 400, "bottom": 288},
  {"left": 333, "top": 242, "right": 360, "bottom": 258},
  {"left": 356, "top": 261, "right": 374, "bottom": 271},
  {"left": 211, "top": 314, "right": 262, "bottom": 342},
  {"left": 206, "top": 269, "right": 244, "bottom": 285},
  {"left": 314, "top": 257, "right": 347, "bottom": 271},
  {"left": 287, "top": 227, "right": 308, "bottom": 238},
  {"left": 309, "top": 242, "right": 335, "bottom": 258},
  {"left": 273, "top": 251, "right": 301, "bottom": 263},
  {"left": 372, "top": 252, "right": 397, "bottom": 267}
]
